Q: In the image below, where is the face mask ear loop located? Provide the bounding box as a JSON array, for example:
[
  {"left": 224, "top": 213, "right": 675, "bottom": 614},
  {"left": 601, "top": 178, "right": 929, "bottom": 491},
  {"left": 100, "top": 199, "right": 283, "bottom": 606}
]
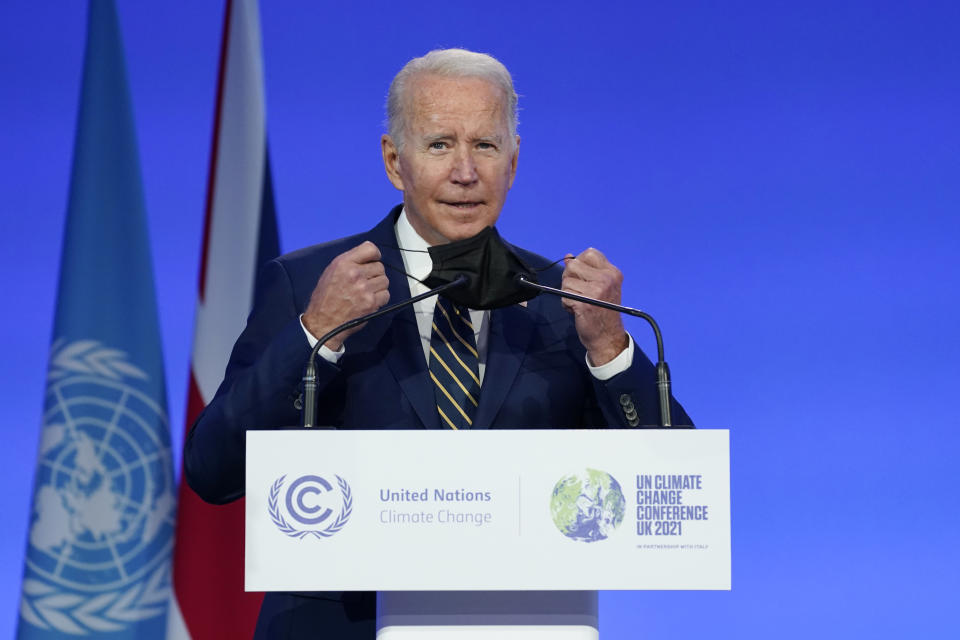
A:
[
  {"left": 378, "top": 243, "right": 429, "bottom": 254},
  {"left": 375, "top": 243, "right": 431, "bottom": 285},
  {"left": 533, "top": 257, "right": 568, "bottom": 272}
]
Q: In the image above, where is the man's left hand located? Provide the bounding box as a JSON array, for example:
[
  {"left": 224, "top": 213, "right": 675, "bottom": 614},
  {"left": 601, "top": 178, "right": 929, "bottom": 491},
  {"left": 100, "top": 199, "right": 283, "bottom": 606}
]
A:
[{"left": 561, "top": 248, "right": 629, "bottom": 366}]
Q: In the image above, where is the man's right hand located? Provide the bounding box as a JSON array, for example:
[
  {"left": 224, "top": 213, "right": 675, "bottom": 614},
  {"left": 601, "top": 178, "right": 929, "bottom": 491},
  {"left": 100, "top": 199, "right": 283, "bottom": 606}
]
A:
[{"left": 302, "top": 241, "right": 390, "bottom": 350}]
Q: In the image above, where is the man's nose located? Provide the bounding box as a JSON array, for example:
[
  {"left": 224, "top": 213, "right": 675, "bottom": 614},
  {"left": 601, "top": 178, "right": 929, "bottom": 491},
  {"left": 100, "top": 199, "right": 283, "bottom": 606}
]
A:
[{"left": 449, "top": 149, "right": 478, "bottom": 185}]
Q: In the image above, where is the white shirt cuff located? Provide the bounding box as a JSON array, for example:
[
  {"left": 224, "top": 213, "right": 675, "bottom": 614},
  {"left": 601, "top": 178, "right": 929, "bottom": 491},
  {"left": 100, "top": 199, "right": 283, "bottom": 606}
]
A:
[
  {"left": 300, "top": 314, "right": 345, "bottom": 364},
  {"left": 586, "top": 334, "right": 635, "bottom": 381}
]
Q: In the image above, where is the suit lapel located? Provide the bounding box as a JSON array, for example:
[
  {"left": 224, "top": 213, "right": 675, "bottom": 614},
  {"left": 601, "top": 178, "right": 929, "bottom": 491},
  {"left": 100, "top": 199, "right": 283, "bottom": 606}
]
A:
[
  {"left": 368, "top": 210, "right": 440, "bottom": 430},
  {"left": 382, "top": 309, "right": 439, "bottom": 429},
  {"left": 474, "top": 303, "right": 535, "bottom": 428}
]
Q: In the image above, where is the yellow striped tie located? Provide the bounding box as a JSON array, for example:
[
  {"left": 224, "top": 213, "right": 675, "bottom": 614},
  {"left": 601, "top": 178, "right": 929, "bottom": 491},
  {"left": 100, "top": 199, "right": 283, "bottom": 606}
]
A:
[{"left": 429, "top": 298, "right": 480, "bottom": 429}]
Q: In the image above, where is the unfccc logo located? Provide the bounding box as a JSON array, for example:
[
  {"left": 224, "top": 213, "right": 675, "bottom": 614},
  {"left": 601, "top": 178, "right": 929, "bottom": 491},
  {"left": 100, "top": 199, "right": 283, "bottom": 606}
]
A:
[{"left": 268, "top": 474, "right": 352, "bottom": 539}]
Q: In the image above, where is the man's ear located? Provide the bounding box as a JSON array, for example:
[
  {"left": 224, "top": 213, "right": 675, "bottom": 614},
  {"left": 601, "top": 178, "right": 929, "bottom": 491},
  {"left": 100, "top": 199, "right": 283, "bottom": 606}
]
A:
[
  {"left": 381, "top": 134, "right": 405, "bottom": 191},
  {"left": 507, "top": 135, "right": 520, "bottom": 189}
]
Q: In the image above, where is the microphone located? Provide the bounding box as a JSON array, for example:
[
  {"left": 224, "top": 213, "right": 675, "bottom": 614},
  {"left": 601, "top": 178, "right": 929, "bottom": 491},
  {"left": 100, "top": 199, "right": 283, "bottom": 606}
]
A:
[
  {"left": 515, "top": 274, "right": 674, "bottom": 428},
  {"left": 301, "top": 274, "right": 469, "bottom": 428}
]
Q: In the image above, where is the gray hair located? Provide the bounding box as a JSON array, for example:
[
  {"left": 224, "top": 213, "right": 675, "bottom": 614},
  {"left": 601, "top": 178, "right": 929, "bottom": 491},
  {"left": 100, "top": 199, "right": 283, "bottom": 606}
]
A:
[{"left": 386, "top": 48, "right": 519, "bottom": 148}]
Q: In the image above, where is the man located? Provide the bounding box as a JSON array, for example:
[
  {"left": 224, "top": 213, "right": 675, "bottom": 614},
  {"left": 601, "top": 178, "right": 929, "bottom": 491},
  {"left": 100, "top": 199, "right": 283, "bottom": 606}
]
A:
[{"left": 185, "top": 48, "right": 689, "bottom": 639}]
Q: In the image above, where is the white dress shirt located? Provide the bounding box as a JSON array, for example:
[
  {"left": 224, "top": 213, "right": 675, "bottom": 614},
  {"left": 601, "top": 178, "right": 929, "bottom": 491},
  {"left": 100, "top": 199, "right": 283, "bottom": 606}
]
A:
[{"left": 301, "top": 209, "right": 634, "bottom": 382}]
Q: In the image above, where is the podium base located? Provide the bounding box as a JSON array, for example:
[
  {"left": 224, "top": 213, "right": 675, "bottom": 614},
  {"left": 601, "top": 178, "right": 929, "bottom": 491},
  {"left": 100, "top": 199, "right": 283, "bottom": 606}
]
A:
[
  {"left": 377, "top": 591, "right": 598, "bottom": 639},
  {"left": 377, "top": 625, "right": 598, "bottom": 639}
]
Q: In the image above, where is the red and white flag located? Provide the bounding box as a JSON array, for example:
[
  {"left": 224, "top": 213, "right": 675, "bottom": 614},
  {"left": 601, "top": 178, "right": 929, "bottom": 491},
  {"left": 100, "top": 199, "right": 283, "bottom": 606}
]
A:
[{"left": 167, "top": 0, "right": 279, "bottom": 637}]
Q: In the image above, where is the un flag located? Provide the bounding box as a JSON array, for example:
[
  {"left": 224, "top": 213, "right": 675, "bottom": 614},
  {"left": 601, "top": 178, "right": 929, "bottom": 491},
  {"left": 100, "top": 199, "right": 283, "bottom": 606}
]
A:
[{"left": 17, "top": 1, "right": 174, "bottom": 638}]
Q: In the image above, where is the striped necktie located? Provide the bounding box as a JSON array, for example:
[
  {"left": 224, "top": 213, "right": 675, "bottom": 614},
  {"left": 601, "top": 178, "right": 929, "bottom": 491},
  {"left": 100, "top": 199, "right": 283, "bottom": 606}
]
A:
[{"left": 429, "top": 297, "right": 481, "bottom": 429}]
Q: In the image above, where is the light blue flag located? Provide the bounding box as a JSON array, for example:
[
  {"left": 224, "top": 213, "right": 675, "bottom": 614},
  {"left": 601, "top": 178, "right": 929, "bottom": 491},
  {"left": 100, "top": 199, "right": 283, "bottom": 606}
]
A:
[{"left": 17, "top": 1, "right": 174, "bottom": 637}]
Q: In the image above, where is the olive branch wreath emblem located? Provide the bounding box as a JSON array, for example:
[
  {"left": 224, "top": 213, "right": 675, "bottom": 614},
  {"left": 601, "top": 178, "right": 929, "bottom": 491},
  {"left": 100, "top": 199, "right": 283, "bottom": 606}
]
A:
[{"left": 268, "top": 475, "right": 353, "bottom": 539}]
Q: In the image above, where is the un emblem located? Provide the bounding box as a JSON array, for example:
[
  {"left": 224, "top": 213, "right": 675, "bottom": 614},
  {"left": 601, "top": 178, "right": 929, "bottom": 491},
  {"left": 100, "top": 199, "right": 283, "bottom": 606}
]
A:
[
  {"left": 268, "top": 474, "right": 353, "bottom": 539},
  {"left": 20, "top": 340, "right": 174, "bottom": 634}
]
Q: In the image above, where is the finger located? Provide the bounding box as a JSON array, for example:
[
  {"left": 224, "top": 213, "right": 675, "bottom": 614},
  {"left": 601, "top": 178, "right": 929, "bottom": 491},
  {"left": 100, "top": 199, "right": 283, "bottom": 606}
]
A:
[
  {"left": 368, "top": 274, "right": 390, "bottom": 292},
  {"left": 567, "top": 254, "right": 623, "bottom": 295},
  {"left": 561, "top": 283, "right": 590, "bottom": 301},
  {"left": 356, "top": 261, "right": 386, "bottom": 279},
  {"left": 347, "top": 240, "right": 382, "bottom": 263},
  {"left": 561, "top": 297, "right": 592, "bottom": 318},
  {"left": 334, "top": 260, "right": 383, "bottom": 285},
  {"left": 575, "top": 247, "right": 610, "bottom": 269},
  {"left": 561, "top": 273, "right": 593, "bottom": 305},
  {"left": 563, "top": 256, "right": 605, "bottom": 283},
  {"left": 374, "top": 288, "right": 390, "bottom": 307},
  {"left": 561, "top": 265, "right": 590, "bottom": 292}
]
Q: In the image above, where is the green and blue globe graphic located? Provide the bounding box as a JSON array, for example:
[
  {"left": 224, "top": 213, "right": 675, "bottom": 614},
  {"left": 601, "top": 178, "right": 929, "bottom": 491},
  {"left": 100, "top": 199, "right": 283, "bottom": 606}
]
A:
[{"left": 550, "top": 469, "right": 626, "bottom": 542}]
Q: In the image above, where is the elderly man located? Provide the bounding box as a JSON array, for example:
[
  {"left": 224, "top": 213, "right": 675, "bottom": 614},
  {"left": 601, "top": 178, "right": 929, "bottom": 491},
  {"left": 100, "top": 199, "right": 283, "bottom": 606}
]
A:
[{"left": 186, "top": 48, "right": 688, "bottom": 639}]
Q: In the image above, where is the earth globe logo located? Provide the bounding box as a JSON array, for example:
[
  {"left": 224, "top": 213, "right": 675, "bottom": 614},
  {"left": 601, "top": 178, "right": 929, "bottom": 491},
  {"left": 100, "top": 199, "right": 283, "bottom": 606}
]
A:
[
  {"left": 20, "top": 340, "right": 174, "bottom": 634},
  {"left": 550, "top": 469, "right": 626, "bottom": 542}
]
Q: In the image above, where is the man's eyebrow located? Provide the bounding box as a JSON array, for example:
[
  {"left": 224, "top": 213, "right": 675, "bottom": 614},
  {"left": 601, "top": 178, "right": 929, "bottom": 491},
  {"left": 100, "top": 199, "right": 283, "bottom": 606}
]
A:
[
  {"left": 419, "top": 133, "right": 503, "bottom": 145},
  {"left": 423, "top": 133, "right": 454, "bottom": 142},
  {"left": 472, "top": 135, "right": 503, "bottom": 144}
]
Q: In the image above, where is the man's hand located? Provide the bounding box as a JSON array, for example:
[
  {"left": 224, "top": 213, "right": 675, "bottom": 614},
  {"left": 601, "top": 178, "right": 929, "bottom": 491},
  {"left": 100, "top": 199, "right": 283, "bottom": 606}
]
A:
[
  {"left": 561, "top": 248, "right": 629, "bottom": 366},
  {"left": 302, "top": 241, "right": 390, "bottom": 350}
]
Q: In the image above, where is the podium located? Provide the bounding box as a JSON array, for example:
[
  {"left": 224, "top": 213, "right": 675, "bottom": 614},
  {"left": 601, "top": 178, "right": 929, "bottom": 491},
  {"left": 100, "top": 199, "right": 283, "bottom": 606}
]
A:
[{"left": 246, "top": 429, "right": 730, "bottom": 638}]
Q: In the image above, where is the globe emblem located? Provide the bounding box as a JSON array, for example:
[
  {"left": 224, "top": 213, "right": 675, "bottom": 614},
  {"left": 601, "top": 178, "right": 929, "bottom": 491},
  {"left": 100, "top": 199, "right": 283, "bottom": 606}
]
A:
[
  {"left": 21, "top": 340, "right": 174, "bottom": 634},
  {"left": 550, "top": 469, "right": 626, "bottom": 542}
]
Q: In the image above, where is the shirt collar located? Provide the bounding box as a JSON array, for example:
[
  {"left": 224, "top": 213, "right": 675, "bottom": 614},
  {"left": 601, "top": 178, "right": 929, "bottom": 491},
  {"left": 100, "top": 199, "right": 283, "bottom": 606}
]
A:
[{"left": 395, "top": 207, "right": 433, "bottom": 284}]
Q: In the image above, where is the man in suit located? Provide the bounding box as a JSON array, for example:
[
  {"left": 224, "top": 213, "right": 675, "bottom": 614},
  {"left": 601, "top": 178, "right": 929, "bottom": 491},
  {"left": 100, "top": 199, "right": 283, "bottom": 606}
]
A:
[{"left": 185, "top": 48, "right": 689, "bottom": 639}]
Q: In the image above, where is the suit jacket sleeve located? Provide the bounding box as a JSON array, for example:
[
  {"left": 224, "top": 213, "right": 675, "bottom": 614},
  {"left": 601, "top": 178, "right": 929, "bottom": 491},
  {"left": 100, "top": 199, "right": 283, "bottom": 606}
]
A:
[
  {"left": 183, "top": 258, "right": 341, "bottom": 504},
  {"left": 588, "top": 340, "right": 692, "bottom": 428},
  {"left": 522, "top": 258, "right": 691, "bottom": 431}
]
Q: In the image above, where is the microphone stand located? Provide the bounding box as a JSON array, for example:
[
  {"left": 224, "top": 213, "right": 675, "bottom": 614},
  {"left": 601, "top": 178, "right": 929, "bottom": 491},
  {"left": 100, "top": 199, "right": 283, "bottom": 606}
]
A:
[
  {"left": 301, "top": 275, "right": 468, "bottom": 428},
  {"left": 516, "top": 275, "right": 673, "bottom": 427}
]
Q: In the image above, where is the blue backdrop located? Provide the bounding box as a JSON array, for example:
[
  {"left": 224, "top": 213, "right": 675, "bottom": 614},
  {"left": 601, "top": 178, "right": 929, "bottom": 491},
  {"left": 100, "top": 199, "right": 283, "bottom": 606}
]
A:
[{"left": 2, "top": 1, "right": 958, "bottom": 637}]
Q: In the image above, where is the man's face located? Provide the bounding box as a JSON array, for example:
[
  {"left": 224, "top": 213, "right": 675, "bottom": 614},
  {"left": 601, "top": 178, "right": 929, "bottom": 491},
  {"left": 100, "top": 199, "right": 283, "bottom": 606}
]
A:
[{"left": 382, "top": 74, "right": 520, "bottom": 246}]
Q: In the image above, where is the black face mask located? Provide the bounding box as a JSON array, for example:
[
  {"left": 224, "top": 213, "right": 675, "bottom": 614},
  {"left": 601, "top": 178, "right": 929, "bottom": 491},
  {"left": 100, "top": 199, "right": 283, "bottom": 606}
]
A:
[{"left": 423, "top": 226, "right": 540, "bottom": 310}]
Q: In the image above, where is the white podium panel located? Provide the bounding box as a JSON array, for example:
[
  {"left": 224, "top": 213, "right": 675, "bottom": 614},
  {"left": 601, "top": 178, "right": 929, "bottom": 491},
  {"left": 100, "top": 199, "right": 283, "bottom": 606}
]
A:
[{"left": 246, "top": 429, "right": 729, "bottom": 592}]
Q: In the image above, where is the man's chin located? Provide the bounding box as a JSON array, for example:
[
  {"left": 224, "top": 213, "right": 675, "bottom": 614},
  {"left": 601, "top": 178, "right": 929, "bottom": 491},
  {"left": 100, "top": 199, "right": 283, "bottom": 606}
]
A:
[{"left": 436, "top": 220, "right": 497, "bottom": 244}]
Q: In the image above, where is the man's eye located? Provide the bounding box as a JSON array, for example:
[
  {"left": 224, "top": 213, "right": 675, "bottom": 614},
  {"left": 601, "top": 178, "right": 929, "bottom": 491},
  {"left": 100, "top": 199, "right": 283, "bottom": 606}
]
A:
[
  {"left": 477, "top": 142, "right": 495, "bottom": 150},
  {"left": 429, "top": 141, "right": 447, "bottom": 150}
]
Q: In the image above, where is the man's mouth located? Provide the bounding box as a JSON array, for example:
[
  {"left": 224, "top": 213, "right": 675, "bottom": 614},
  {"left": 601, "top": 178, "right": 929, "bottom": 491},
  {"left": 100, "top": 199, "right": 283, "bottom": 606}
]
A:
[{"left": 440, "top": 200, "right": 484, "bottom": 209}]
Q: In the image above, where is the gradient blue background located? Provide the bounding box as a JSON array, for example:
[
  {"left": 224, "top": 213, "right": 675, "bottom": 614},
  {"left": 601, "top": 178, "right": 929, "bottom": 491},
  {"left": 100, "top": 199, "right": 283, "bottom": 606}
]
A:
[{"left": 2, "top": 1, "right": 958, "bottom": 637}]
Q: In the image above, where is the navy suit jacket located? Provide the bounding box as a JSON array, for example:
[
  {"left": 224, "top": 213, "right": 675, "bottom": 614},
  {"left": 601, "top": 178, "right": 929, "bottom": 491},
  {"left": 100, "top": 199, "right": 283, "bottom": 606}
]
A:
[{"left": 184, "top": 206, "right": 690, "bottom": 638}]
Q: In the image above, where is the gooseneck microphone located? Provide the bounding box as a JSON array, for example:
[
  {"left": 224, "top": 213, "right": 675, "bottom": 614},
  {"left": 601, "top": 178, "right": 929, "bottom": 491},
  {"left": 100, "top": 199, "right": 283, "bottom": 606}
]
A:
[
  {"left": 515, "top": 274, "right": 673, "bottom": 427},
  {"left": 301, "top": 274, "right": 469, "bottom": 428}
]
